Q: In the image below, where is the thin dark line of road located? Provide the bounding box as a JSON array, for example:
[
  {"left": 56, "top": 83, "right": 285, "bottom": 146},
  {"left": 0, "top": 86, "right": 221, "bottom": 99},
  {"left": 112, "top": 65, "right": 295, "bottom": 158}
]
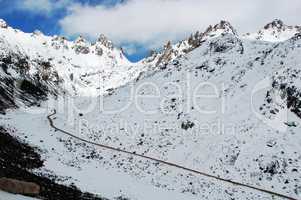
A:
[{"left": 47, "top": 109, "right": 297, "bottom": 200}]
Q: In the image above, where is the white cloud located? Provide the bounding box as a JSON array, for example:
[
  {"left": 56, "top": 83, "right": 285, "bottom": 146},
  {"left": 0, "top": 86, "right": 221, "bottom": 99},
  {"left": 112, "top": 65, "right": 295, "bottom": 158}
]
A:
[
  {"left": 60, "top": 0, "right": 301, "bottom": 49},
  {"left": 18, "top": 0, "right": 71, "bottom": 14}
]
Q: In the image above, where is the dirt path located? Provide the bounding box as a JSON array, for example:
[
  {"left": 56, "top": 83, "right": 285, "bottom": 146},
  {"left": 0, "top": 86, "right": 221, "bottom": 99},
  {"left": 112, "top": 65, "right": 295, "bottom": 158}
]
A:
[{"left": 47, "top": 109, "right": 297, "bottom": 200}]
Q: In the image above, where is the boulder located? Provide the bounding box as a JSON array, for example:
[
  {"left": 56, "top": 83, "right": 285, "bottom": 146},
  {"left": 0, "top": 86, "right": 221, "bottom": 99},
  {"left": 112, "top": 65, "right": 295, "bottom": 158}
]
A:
[{"left": 0, "top": 178, "right": 40, "bottom": 195}]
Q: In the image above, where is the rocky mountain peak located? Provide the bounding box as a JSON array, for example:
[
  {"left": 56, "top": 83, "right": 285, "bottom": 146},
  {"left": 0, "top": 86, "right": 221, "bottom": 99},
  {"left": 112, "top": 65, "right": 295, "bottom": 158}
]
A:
[
  {"left": 205, "top": 20, "right": 238, "bottom": 36},
  {"left": 74, "top": 35, "right": 87, "bottom": 44},
  {"left": 244, "top": 19, "right": 301, "bottom": 42},
  {"left": 143, "top": 21, "right": 239, "bottom": 67},
  {"left": 264, "top": 19, "right": 285, "bottom": 30},
  {"left": 0, "top": 19, "right": 8, "bottom": 29},
  {"left": 163, "top": 41, "right": 172, "bottom": 50},
  {"left": 73, "top": 35, "right": 90, "bottom": 54},
  {"left": 97, "top": 34, "right": 114, "bottom": 50},
  {"left": 51, "top": 36, "right": 68, "bottom": 50}
]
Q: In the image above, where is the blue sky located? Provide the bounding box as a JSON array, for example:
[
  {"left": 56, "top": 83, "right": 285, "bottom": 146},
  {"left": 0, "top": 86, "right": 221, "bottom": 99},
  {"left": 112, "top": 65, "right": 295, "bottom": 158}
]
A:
[{"left": 0, "top": 0, "right": 300, "bottom": 62}]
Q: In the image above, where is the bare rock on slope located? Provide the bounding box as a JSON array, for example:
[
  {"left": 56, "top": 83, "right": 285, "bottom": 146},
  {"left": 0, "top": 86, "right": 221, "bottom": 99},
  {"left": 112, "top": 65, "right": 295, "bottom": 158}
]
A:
[{"left": 0, "top": 178, "right": 40, "bottom": 195}]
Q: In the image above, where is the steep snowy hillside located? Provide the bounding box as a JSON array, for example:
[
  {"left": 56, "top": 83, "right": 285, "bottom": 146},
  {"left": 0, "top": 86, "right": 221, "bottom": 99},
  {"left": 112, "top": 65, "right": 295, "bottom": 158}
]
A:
[
  {"left": 244, "top": 19, "right": 301, "bottom": 42},
  {"left": 2, "top": 20, "right": 301, "bottom": 200},
  {"left": 0, "top": 19, "right": 147, "bottom": 113}
]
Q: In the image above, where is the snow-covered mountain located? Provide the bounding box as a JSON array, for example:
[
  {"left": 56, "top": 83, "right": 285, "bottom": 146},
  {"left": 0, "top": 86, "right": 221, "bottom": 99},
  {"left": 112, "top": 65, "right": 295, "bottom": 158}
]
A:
[
  {"left": 1, "top": 19, "right": 301, "bottom": 200},
  {"left": 244, "top": 19, "right": 301, "bottom": 42},
  {"left": 0, "top": 19, "right": 148, "bottom": 113},
  {"left": 142, "top": 21, "right": 237, "bottom": 68}
]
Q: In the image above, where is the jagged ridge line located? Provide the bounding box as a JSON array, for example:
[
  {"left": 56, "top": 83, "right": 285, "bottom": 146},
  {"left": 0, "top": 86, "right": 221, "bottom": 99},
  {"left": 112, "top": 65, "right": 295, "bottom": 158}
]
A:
[{"left": 47, "top": 109, "right": 297, "bottom": 200}]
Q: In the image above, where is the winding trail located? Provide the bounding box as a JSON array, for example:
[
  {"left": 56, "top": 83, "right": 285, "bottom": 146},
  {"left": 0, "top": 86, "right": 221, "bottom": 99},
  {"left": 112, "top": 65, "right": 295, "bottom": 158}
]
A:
[{"left": 47, "top": 109, "right": 297, "bottom": 200}]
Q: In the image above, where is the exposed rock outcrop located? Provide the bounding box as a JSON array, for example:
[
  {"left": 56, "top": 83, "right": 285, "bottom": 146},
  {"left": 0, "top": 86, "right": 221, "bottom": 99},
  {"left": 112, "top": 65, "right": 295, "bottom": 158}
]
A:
[
  {"left": 0, "top": 178, "right": 40, "bottom": 195},
  {"left": 0, "top": 19, "right": 7, "bottom": 29}
]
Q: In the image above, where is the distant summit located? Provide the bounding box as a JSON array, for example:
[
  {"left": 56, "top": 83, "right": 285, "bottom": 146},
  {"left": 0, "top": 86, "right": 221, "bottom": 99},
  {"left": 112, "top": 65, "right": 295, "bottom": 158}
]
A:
[
  {"left": 244, "top": 19, "right": 301, "bottom": 42},
  {"left": 263, "top": 19, "right": 286, "bottom": 29},
  {"left": 142, "top": 20, "right": 238, "bottom": 67}
]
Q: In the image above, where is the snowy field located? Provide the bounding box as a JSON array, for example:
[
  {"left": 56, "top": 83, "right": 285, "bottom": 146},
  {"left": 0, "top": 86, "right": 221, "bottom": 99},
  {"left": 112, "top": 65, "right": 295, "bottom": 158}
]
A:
[{"left": 2, "top": 33, "right": 301, "bottom": 200}]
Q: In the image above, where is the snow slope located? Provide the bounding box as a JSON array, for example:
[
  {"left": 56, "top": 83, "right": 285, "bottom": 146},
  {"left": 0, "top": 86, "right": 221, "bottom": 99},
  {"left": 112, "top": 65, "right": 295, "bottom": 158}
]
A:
[
  {"left": 0, "top": 190, "right": 38, "bottom": 200},
  {"left": 1, "top": 20, "right": 301, "bottom": 200}
]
